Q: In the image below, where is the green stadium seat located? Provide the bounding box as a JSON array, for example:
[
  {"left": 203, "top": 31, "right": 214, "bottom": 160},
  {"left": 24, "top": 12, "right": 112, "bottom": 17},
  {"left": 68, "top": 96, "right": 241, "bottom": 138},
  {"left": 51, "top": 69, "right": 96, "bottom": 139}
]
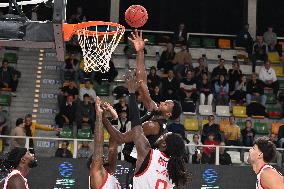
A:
[
  {"left": 59, "top": 127, "right": 73, "bottom": 138},
  {"left": 0, "top": 94, "right": 11, "bottom": 106},
  {"left": 203, "top": 38, "right": 216, "bottom": 48},
  {"left": 77, "top": 128, "right": 92, "bottom": 139},
  {"left": 95, "top": 83, "right": 110, "bottom": 96},
  {"left": 267, "top": 105, "right": 282, "bottom": 119},
  {"left": 4, "top": 52, "right": 18, "bottom": 64},
  {"left": 279, "top": 80, "right": 284, "bottom": 90},
  {"left": 265, "top": 93, "right": 277, "bottom": 104},
  {"left": 253, "top": 122, "right": 269, "bottom": 135},
  {"left": 187, "top": 37, "right": 201, "bottom": 48}
]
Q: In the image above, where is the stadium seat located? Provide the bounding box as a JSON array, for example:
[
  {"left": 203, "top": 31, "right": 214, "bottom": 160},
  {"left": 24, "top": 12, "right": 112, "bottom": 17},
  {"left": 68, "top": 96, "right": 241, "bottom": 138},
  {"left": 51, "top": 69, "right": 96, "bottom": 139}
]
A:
[
  {"left": 265, "top": 93, "right": 277, "bottom": 104},
  {"left": 267, "top": 105, "right": 282, "bottom": 119},
  {"left": 77, "top": 128, "right": 92, "bottom": 139},
  {"left": 216, "top": 106, "right": 230, "bottom": 117},
  {"left": 279, "top": 80, "right": 284, "bottom": 90},
  {"left": 95, "top": 83, "right": 110, "bottom": 96},
  {"left": 187, "top": 37, "right": 201, "bottom": 48},
  {"left": 59, "top": 127, "right": 73, "bottom": 138},
  {"left": 272, "top": 66, "right": 284, "bottom": 77},
  {"left": 4, "top": 52, "right": 18, "bottom": 64},
  {"left": 104, "top": 129, "right": 110, "bottom": 140},
  {"left": 0, "top": 94, "right": 11, "bottom": 106},
  {"left": 233, "top": 106, "right": 247, "bottom": 118},
  {"left": 236, "top": 121, "right": 246, "bottom": 130},
  {"left": 219, "top": 120, "right": 230, "bottom": 132},
  {"left": 268, "top": 52, "right": 280, "bottom": 63},
  {"left": 271, "top": 123, "right": 284, "bottom": 135},
  {"left": 218, "top": 39, "right": 231, "bottom": 49},
  {"left": 199, "top": 105, "right": 213, "bottom": 116},
  {"left": 184, "top": 118, "right": 199, "bottom": 131},
  {"left": 203, "top": 38, "right": 216, "bottom": 48},
  {"left": 227, "top": 151, "right": 242, "bottom": 164},
  {"left": 253, "top": 122, "right": 269, "bottom": 135}
]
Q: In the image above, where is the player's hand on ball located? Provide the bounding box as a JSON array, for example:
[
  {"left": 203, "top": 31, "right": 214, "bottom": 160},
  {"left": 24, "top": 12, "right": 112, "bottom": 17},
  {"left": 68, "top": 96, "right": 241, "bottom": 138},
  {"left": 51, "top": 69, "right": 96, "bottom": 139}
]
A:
[{"left": 128, "top": 29, "right": 148, "bottom": 52}]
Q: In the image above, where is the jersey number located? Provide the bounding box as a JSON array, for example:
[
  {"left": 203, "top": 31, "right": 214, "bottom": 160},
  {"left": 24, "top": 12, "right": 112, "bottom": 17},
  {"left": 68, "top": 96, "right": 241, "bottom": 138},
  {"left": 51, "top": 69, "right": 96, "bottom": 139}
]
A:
[{"left": 155, "top": 179, "right": 167, "bottom": 189}]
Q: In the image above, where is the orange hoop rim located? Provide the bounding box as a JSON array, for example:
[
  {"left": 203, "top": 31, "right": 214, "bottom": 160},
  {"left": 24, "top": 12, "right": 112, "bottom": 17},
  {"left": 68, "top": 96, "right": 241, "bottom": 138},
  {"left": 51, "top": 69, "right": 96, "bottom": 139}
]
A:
[{"left": 64, "top": 21, "right": 125, "bottom": 41}]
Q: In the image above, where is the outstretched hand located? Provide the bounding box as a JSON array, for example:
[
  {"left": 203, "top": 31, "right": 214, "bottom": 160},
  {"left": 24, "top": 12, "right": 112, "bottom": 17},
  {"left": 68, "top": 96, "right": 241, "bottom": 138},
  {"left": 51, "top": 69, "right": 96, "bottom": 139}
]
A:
[
  {"left": 125, "top": 70, "right": 138, "bottom": 93},
  {"left": 128, "top": 29, "right": 148, "bottom": 52}
]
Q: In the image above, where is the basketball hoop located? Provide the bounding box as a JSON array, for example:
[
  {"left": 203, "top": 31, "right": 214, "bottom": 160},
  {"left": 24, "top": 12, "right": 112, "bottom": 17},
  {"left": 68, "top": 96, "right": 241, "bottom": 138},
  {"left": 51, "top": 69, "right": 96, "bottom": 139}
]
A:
[{"left": 63, "top": 21, "right": 125, "bottom": 73}]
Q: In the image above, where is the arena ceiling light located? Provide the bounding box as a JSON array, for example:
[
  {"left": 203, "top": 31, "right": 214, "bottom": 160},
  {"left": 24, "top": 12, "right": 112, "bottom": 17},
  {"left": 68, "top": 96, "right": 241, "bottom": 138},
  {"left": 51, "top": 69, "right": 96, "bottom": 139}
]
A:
[{"left": 0, "top": 0, "right": 53, "bottom": 7}]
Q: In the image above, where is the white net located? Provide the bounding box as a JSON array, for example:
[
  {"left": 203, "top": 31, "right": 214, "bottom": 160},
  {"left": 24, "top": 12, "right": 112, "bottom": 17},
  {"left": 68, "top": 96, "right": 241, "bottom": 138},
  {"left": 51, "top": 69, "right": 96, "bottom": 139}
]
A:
[{"left": 77, "top": 24, "right": 125, "bottom": 73}]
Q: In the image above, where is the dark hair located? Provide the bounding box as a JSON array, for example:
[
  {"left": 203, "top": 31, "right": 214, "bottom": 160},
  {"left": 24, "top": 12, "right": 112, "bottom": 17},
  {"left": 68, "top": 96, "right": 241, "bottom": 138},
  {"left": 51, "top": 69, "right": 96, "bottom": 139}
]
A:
[
  {"left": 254, "top": 137, "right": 276, "bottom": 163},
  {"left": 83, "top": 93, "right": 90, "bottom": 98},
  {"left": 165, "top": 133, "right": 191, "bottom": 186},
  {"left": 63, "top": 140, "right": 69, "bottom": 146},
  {"left": 16, "top": 118, "right": 24, "bottom": 126},
  {"left": 2, "top": 59, "right": 8, "bottom": 65},
  {"left": 4, "top": 147, "right": 27, "bottom": 169},
  {"left": 193, "top": 134, "right": 199, "bottom": 139},
  {"left": 25, "top": 114, "right": 32, "bottom": 119},
  {"left": 169, "top": 100, "right": 182, "bottom": 120}
]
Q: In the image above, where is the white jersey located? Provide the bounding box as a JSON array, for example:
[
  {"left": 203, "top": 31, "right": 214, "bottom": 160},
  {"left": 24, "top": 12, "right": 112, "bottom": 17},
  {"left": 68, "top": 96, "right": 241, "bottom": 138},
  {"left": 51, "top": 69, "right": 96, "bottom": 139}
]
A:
[
  {"left": 133, "top": 149, "right": 174, "bottom": 189},
  {"left": 3, "top": 169, "right": 29, "bottom": 189},
  {"left": 256, "top": 164, "right": 282, "bottom": 189},
  {"left": 89, "top": 172, "right": 121, "bottom": 189}
]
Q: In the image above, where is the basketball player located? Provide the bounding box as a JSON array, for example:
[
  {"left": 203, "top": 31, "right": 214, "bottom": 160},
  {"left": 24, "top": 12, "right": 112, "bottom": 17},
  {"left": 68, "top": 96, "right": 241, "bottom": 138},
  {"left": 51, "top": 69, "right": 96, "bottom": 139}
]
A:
[
  {"left": 248, "top": 137, "right": 284, "bottom": 189},
  {"left": 89, "top": 97, "right": 121, "bottom": 189},
  {"left": 0, "top": 147, "right": 38, "bottom": 189},
  {"left": 103, "top": 74, "right": 190, "bottom": 188}
]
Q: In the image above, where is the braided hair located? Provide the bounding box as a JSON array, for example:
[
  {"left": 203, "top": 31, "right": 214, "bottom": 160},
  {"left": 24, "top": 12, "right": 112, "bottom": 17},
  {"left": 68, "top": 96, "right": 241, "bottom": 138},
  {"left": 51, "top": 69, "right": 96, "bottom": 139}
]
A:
[{"left": 165, "top": 133, "right": 191, "bottom": 186}]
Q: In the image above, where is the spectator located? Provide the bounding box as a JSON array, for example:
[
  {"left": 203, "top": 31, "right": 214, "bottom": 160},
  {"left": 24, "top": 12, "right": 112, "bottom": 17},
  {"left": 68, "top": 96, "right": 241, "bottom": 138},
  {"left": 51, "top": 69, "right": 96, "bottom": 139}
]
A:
[
  {"left": 202, "top": 133, "right": 219, "bottom": 164},
  {"left": 173, "top": 23, "right": 187, "bottom": 45},
  {"left": 78, "top": 65, "right": 96, "bottom": 83},
  {"left": 277, "top": 125, "right": 284, "bottom": 148},
  {"left": 230, "top": 75, "right": 247, "bottom": 104},
  {"left": 179, "top": 70, "right": 198, "bottom": 103},
  {"left": 79, "top": 80, "right": 96, "bottom": 102},
  {"left": 55, "top": 141, "right": 73, "bottom": 158},
  {"left": 246, "top": 73, "right": 266, "bottom": 106},
  {"left": 62, "top": 54, "right": 79, "bottom": 81},
  {"left": 214, "top": 74, "right": 229, "bottom": 105},
  {"left": 263, "top": 26, "right": 278, "bottom": 52},
  {"left": 172, "top": 44, "right": 192, "bottom": 79},
  {"left": 147, "top": 66, "right": 161, "bottom": 91},
  {"left": 235, "top": 23, "right": 254, "bottom": 54},
  {"left": 77, "top": 141, "right": 92, "bottom": 158},
  {"left": 228, "top": 61, "right": 242, "bottom": 92},
  {"left": 117, "top": 110, "right": 131, "bottom": 133},
  {"left": 224, "top": 116, "right": 241, "bottom": 146},
  {"left": 157, "top": 43, "right": 175, "bottom": 72},
  {"left": 167, "top": 118, "right": 186, "bottom": 141},
  {"left": 161, "top": 70, "right": 180, "bottom": 100},
  {"left": 150, "top": 85, "right": 164, "bottom": 104},
  {"left": 95, "top": 59, "right": 118, "bottom": 84},
  {"left": 76, "top": 94, "right": 95, "bottom": 130},
  {"left": 58, "top": 81, "right": 79, "bottom": 105},
  {"left": 198, "top": 73, "right": 213, "bottom": 105},
  {"left": 113, "top": 96, "right": 129, "bottom": 116},
  {"left": 55, "top": 95, "right": 77, "bottom": 128},
  {"left": 194, "top": 57, "right": 209, "bottom": 81},
  {"left": 188, "top": 134, "right": 202, "bottom": 164},
  {"left": 269, "top": 133, "right": 278, "bottom": 147},
  {"left": 10, "top": 118, "right": 26, "bottom": 149},
  {"left": 0, "top": 59, "right": 19, "bottom": 96},
  {"left": 211, "top": 58, "right": 228, "bottom": 81},
  {"left": 0, "top": 105, "right": 9, "bottom": 136},
  {"left": 24, "top": 114, "right": 59, "bottom": 153},
  {"left": 202, "top": 115, "right": 221, "bottom": 143},
  {"left": 259, "top": 62, "right": 279, "bottom": 95},
  {"left": 68, "top": 6, "right": 86, "bottom": 24},
  {"left": 219, "top": 142, "right": 232, "bottom": 165},
  {"left": 241, "top": 120, "right": 256, "bottom": 147},
  {"left": 251, "top": 36, "right": 268, "bottom": 73}
]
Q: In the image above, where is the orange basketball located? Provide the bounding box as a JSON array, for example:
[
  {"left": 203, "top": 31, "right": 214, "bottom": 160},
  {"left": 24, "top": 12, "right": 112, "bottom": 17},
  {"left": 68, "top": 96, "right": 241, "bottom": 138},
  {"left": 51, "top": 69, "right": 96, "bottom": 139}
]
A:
[{"left": 125, "top": 5, "right": 148, "bottom": 28}]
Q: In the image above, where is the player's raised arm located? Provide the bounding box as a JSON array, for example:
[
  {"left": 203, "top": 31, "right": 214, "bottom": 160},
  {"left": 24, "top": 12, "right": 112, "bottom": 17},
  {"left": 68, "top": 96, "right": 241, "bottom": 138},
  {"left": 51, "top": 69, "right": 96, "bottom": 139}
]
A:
[
  {"left": 90, "top": 97, "right": 106, "bottom": 189},
  {"left": 128, "top": 30, "right": 147, "bottom": 84}
]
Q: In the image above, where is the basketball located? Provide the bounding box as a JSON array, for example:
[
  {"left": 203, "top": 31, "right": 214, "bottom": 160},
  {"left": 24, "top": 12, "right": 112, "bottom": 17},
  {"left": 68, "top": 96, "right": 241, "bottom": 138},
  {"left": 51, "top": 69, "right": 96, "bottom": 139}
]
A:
[{"left": 125, "top": 5, "right": 148, "bottom": 28}]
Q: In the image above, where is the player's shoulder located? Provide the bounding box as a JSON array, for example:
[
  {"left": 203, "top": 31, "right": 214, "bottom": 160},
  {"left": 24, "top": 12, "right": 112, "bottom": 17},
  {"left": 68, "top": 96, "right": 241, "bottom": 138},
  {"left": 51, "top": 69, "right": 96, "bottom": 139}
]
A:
[
  {"left": 8, "top": 174, "right": 26, "bottom": 186},
  {"left": 261, "top": 167, "right": 284, "bottom": 188}
]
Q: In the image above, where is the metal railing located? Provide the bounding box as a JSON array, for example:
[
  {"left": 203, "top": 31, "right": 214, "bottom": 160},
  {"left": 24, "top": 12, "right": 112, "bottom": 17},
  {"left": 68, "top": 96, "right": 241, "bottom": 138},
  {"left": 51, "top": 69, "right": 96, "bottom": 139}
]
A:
[{"left": 1, "top": 135, "right": 283, "bottom": 166}]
